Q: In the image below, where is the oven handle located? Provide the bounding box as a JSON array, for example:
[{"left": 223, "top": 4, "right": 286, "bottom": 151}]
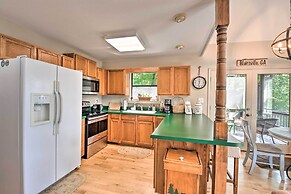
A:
[{"left": 88, "top": 115, "right": 108, "bottom": 124}]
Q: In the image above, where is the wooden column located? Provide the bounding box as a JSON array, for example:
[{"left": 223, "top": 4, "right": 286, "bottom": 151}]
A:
[{"left": 212, "top": 0, "right": 229, "bottom": 194}]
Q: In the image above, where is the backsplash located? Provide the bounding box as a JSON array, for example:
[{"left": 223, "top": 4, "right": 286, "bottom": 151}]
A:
[{"left": 82, "top": 95, "right": 102, "bottom": 105}]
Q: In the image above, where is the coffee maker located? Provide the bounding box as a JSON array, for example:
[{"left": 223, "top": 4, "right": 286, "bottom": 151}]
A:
[{"left": 164, "top": 99, "right": 172, "bottom": 114}]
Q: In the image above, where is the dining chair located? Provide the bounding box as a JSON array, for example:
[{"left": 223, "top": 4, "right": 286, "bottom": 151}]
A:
[
  {"left": 241, "top": 118, "right": 286, "bottom": 180},
  {"left": 256, "top": 118, "right": 278, "bottom": 143}
]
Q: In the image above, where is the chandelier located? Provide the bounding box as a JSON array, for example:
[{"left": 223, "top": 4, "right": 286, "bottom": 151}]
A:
[{"left": 271, "top": 0, "right": 291, "bottom": 60}]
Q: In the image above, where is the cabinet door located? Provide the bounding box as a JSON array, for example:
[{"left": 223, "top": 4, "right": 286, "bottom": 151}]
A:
[
  {"left": 96, "top": 67, "right": 103, "bottom": 80},
  {"left": 155, "top": 116, "right": 165, "bottom": 129},
  {"left": 0, "top": 35, "right": 36, "bottom": 59},
  {"left": 173, "top": 66, "right": 190, "bottom": 95},
  {"left": 100, "top": 69, "right": 108, "bottom": 95},
  {"left": 61, "top": 55, "right": 74, "bottom": 69},
  {"left": 81, "top": 118, "right": 85, "bottom": 157},
  {"left": 136, "top": 121, "right": 154, "bottom": 147},
  {"left": 37, "top": 48, "right": 61, "bottom": 66},
  {"left": 158, "top": 67, "right": 173, "bottom": 95},
  {"left": 121, "top": 119, "right": 136, "bottom": 145},
  {"left": 109, "top": 118, "right": 121, "bottom": 143},
  {"left": 87, "top": 60, "right": 96, "bottom": 78},
  {"left": 75, "top": 54, "right": 88, "bottom": 76},
  {"left": 107, "top": 70, "right": 125, "bottom": 95}
]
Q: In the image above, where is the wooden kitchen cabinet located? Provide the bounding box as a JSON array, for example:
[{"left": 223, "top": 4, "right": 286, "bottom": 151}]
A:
[
  {"left": 108, "top": 114, "right": 121, "bottom": 143},
  {"left": 173, "top": 66, "right": 190, "bottom": 95},
  {"left": 0, "top": 34, "right": 36, "bottom": 59},
  {"left": 63, "top": 53, "right": 93, "bottom": 76},
  {"left": 155, "top": 116, "right": 165, "bottom": 129},
  {"left": 96, "top": 67, "right": 103, "bottom": 80},
  {"left": 100, "top": 69, "right": 108, "bottom": 95},
  {"left": 136, "top": 116, "right": 154, "bottom": 147},
  {"left": 121, "top": 115, "right": 136, "bottom": 145},
  {"left": 37, "top": 48, "right": 61, "bottom": 66},
  {"left": 61, "top": 55, "right": 74, "bottom": 69},
  {"left": 107, "top": 69, "right": 128, "bottom": 95},
  {"left": 81, "top": 118, "right": 85, "bottom": 157},
  {"left": 157, "top": 66, "right": 190, "bottom": 96},
  {"left": 157, "top": 67, "right": 173, "bottom": 95},
  {"left": 87, "top": 59, "right": 96, "bottom": 78}
]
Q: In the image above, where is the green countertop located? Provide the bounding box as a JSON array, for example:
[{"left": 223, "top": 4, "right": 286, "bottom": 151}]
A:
[
  {"left": 150, "top": 114, "right": 243, "bottom": 147},
  {"left": 82, "top": 116, "right": 86, "bottom": 119},
  {"left": 105, "top": 110, "right": 243, "bottom": 147}
]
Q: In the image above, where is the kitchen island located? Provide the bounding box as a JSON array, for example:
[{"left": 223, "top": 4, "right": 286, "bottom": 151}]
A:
[{"left": 150, "top": 113, "right": 243, "bottom": 194}]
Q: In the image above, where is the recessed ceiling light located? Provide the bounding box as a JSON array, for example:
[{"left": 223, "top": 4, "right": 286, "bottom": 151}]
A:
[
  {"left": 176, "top": 45, "right": 184, "bottom": 50},
  {"left": 105, "top": 35, "right": 145, "bottom": 52},
  {"left": 174, "top": 13, "right": 186, "bottom": 23}
]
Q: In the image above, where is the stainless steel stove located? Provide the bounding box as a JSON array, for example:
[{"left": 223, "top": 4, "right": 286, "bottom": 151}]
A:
[{"left": 82, "top": 101, "right": 108, "bottom": 159}]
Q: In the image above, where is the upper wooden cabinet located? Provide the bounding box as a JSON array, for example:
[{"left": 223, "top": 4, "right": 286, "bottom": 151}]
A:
[
  {"left": 88, "top": 60, "right": 96, "bottom": 78},
  {"left": 75, "top": 54, "right": 88, "bottom": 76},
  {"left": 107, "top": 69, "right": 128, "bottom": 95},
  {"left": 158, "top": 66, "right": 190, "bottom": 96},
  {"left": 0, "top": 34, "right": 36, "bottom": 59},
  {"left": 99, "top": 69, "right": 108, "bottom": 95},
  {"left": 158, "top": 67, "right": 173, "bottom": 95},
  {"left": 64, "top": 53, "right": 96, "bottom": 77},
  {"left": 173, "top": 66, "right": 190, "bottom": 95},
  {"left": 61, "top": 55, "right": 74, "bottom": 69},
  {"left": 37, "top": 48, "right": 61, "bottom": 66}
]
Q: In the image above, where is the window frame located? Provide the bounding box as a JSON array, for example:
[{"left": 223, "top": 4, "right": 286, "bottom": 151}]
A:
[{"left": 130, "top": 72, "right": 158, "bottom": 99}]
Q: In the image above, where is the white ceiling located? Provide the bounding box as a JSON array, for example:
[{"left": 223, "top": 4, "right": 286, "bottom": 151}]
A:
[{"left": 0, "top": 0, "right": 289, "bottom": 61}]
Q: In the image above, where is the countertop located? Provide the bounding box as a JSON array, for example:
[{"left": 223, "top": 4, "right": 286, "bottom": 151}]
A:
[
  {"left": 105, "top": 110, "right": 243, "bottom": 147},
  {"left": 151, "top": 113, "right": 243, "bottom": 147}
]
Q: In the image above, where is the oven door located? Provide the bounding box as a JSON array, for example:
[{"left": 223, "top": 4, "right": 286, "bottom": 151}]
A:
[{"left": 87, "top": 115, "right": 108, "bottom": 145}]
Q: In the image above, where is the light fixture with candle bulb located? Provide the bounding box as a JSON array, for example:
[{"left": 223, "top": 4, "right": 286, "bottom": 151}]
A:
[{"left": 271, "top": 0, "right": 291, "bottom": 60}]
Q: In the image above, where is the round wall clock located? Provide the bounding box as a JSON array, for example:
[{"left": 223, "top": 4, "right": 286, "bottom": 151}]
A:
[{"left": 192, "top": 66, "right": 206, "bottom": 89}]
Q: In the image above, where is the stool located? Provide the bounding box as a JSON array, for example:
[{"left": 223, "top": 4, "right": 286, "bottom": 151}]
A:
[{"left": 227, "top": 147, "right": 241, "bottom": 194}]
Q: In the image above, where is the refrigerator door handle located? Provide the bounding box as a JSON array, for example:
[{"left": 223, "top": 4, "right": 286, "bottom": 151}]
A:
[
  {"left": 53, "top": 81, "right": 58, "bottom": 135},
  {"left": 57, "top": 81, "right": 62, "bottom": 134}
]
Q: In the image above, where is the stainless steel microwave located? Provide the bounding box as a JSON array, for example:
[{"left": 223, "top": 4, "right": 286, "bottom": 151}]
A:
[{"left": 82, "top": 76, "right": 99, "bottom": 95}]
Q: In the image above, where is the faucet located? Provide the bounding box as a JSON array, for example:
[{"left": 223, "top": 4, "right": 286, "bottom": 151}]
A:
[{"left": 140, "top": 105, "right": 143, "bottom": 111}]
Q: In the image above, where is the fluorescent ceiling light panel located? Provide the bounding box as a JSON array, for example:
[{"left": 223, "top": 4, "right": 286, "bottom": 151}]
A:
[{"left": 105, "top": 35, "right": 145, "bottom": 52}]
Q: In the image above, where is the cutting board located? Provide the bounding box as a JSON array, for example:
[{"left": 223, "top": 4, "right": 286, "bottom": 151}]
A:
[{"left": 109, "top": 102, "right": 121, "bottom": 111}]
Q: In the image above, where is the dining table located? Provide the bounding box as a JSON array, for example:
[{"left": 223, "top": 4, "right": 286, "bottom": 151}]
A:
[
  {"left": 268, "top": 127, "right": 291, "bottom": 142},
  {"left": 268, "top": 127, "right": 291, "bottom": 180}
]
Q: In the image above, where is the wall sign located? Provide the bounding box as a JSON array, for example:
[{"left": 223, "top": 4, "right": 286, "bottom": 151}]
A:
[{"left": 236, "top": 58, "right": 268, "bottom": 66}]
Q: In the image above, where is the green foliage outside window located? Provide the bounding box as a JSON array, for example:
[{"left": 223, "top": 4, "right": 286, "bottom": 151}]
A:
[
  {"left": 132, "top": 72, "right": 157, "bottom": 86},
  {"left": 271, "top": 74, "right": 290, "bottom": 112}
]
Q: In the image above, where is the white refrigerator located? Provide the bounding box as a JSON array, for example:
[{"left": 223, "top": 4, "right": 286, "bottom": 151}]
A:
[{"left": 0, "top": 57, "right": 82, "bottom": 194}]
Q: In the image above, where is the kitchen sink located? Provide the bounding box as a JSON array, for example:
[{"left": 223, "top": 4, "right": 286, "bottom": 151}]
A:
[{"left": 123, "top": 110, "right": 156, "bottom": 114}]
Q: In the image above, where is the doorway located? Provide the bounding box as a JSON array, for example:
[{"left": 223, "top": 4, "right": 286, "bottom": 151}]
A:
[{"left": 207, "top": 68, "right": 291, "bottom": 144}]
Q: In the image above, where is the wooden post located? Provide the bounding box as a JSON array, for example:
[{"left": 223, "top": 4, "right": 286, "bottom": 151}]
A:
[{"left": 212, "top": 0, "right": 229, "bottom": 194}]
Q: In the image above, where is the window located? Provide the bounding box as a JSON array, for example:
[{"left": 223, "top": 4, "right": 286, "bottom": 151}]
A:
[{"left": 131, "top": 72, "right": 157, "bottom": 100}]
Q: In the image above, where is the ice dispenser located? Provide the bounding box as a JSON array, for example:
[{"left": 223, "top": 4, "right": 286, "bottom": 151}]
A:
[{"left": 31, "top": 94, "right": 52, "bottom": 126}]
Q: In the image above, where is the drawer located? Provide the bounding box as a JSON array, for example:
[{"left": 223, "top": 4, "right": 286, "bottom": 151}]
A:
[
  {"left": 137, "top": 115, "right": 153, "bottom": 122},
  {"left": 121, "top": 114, "right": 136, "bottom": 120},
  {"left": 110, "top": 114, "right": 120, "bottom": 119}
]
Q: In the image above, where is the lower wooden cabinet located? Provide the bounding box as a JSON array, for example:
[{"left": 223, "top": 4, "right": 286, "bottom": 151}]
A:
[
  {"left": 108, "top": 114, "right": 121, "bottom": 143},
  {"left": 81, "top": 118, "right": 85, "bottom": 157},
  {"left": 121, "top": 118, "right": 136, "bottom": 145},
  {"left": 108, "top": 114, "right": 158, "bottom": 148},
  {"left": 136, "top": 120, "right": 154, "bottom": 147},
  {"left": 155, "top": 116, "right": 165, "bottom": 128}
]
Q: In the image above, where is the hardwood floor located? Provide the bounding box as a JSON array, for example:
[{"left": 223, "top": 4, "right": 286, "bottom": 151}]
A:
[{"left": 74, "top": 144, "right": 290, "bottom": 194}]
